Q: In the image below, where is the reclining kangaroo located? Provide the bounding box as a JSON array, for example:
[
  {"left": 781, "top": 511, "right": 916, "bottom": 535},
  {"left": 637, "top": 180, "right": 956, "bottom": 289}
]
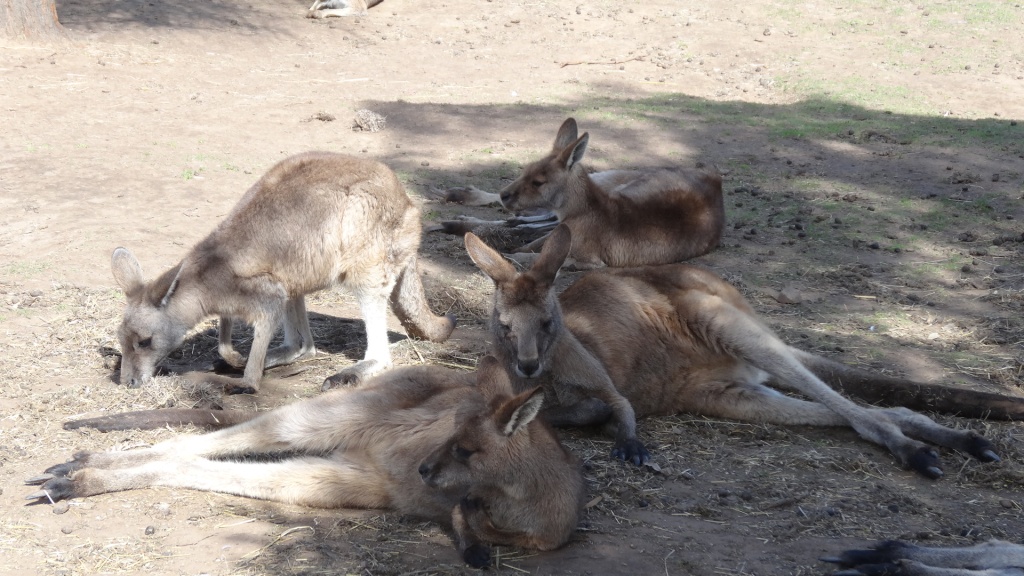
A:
[
  {"left": 439, "top": 117, "right": 725, "bottom": 268},
  {"left": 26, "top": 358, "right": 584, "bottom": 568},
  {"left": 112, "top": 151, "right": 456, "bottom": 394},
  {"left": 466, "top": 225, "right": 1024, "bottom": 477},
  {"left": 824, "top": 539, "right": 1024, "bottom": 576}
]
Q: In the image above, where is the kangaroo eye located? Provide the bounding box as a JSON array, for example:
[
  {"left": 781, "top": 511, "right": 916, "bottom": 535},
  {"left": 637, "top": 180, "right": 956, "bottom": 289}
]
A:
[
  {"left": 137, "top": 337, "right": 153, "bottom": 349},
  {"left": 540, "top": 319, "right": 553, "bottom": 331},
  {"left": 531, "top": 179, "right": 545, "bottom": 188},
  {"left": 452, "top": 445, "right": 475, "bottom": 461},
  {"left": 499, "top": 322, "right": 512, "bottom": 334}
]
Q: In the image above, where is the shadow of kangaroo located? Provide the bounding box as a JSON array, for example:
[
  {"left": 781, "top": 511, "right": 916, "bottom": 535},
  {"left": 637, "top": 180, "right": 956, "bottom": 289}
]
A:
[
  {"left": 112, "top": 152, "right": 456, "bottom": 394},
  {"left": 437, "top": 117, "right": 725, "bottom": 269},
  {"left": 27, "top": 358, "right": 583, "bottom": 568},
  {"left": 465, "top": 224, "right": 1024, "bottom": 478}
]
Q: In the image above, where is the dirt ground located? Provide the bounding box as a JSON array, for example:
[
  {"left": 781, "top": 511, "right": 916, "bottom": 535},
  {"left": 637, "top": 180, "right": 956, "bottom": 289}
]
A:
[{"left": 2, "top": 0, "right": 1024, "bottom": 574}]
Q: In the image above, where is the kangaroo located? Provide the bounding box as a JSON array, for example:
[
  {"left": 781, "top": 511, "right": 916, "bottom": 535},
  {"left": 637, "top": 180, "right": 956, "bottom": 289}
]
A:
[
  {"left": 26, "top": 358, "right": 584, "bottom": 568},
  {"left": 440, "top": 118, "right": 725, "bottom": 269},
  {"left": 112, "top": 152, "right": 456, "bottom": 395},
  {"left": 307, "top": 0, "right": 382, "bottom": 18},
  {"left": 823, "top": 539, "right": 1024, "bottom": 575},
  {"left": 465, "top": 224, "right": 1024, "bottom": 477}
]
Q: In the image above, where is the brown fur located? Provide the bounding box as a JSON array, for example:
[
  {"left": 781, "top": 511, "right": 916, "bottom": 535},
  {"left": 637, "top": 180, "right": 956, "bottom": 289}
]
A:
[
  {"left": 496, "top": 118, "right": 725, "bottom": 268},
  {"left": 28, "top": 359, "right": 584, "bottom": 568},
  {"left": 466, "top": 225, "right": 1021, "bottom": 478},
  {"left": 111, "top": 152, "right": 455, "bottom": 394}
]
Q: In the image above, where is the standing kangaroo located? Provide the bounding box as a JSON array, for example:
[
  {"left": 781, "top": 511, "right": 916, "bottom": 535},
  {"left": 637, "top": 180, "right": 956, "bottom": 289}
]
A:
[
  {"left": 26, "top": 358, "right": 584, "bottom": 568},
  {"left": 112, "top": 152, "right": 456, "bottom": 394},
  {"left": 466, "top": 225, "right": 1024, "bottom": 477},
  {"left": 439, "top": 118, "right": 725, "bottom": 268}
]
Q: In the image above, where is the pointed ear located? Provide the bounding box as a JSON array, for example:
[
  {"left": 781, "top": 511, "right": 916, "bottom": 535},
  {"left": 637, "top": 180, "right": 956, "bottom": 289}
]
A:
[
  {"left": 553, "top": 118, "right": 579, "bottom": 150},
  {"left": 494, "top": 386, "right": 544, "bottom": 437},
  {"left": 556, "top": 133, "right": 589, "bottom": 171},
  {"left": 159, "top": 265, "right": 183, "bottom": 308},
  {"left": 530, "top": 224, "right": 571, "bottom": 284},
  {"left": 111, "top": 248, "right": 144, "bottom": 294},
  {"left": 475, "top": 355, "right": 512, "bottom": 397},
  {"left": 465, "top": 232, "right": 517, "bottom": 284}
]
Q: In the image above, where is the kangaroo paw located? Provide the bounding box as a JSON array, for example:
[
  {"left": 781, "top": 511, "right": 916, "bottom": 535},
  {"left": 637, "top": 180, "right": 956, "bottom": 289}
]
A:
[
  {"left": 963, "top": 432, "right": 1000, "bottom": 462},
  {"left": 610, "top": 439, "right": 651, "bottom": 467},
  {"left": 462, "top": 543, "right": 492, "bottom": 569},
  {"left": 25, "top": 476, "right": 76, "bottom": 502},
  {"left": 906, "top": 447, "right": 943, "bottom": 479},
  {"left": 322, "top": 359, "right": 386, "bottom": 390}
]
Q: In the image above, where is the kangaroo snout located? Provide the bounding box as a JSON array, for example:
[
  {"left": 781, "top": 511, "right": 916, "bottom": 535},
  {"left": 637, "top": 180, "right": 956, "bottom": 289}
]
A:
[{"left": 515, "top": 358, "right": 541, "bottom": 378}]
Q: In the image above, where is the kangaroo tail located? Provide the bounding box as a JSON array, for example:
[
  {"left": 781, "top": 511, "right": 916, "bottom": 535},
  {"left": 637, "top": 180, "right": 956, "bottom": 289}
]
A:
[
  {"left": 389, "top": 255, "right": 457, "bottom": 343},
  {"left": 64, "top": 409, "right": 255, "bottom": 432},
  {"left": 795, "top": 349, "right": 1024, "bottom": 420}
]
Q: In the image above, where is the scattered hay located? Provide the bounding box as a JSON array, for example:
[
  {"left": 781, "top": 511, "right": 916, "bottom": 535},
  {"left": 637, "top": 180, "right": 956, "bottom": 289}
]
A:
[{"left": 352, "top": 109, "right": 386, "bottom": 132}]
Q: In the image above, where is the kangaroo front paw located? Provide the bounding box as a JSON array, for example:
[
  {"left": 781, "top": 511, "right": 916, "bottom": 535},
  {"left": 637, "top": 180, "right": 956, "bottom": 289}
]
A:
[
  {"left": 610, "top": 439, "right": 651, "bottom": 466},
  {"left": 461, "top": 543, "right": 492, "bottom": 569},
  {"left": 322, "top": 360, "right": 386, "bottom": 390},
  {"left": 906, "top": 447, "right": 943, "bottom": 479},
  {"left": 963, "top": 432, "right": 1001, "bottom": 463}
]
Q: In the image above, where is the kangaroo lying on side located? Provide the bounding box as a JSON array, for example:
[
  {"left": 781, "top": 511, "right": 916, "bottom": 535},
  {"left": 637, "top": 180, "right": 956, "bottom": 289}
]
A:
[
  {"left": 439, "top": 118, "right": 725, "bottom": 269},
  {"left": 26, "top": 358, "right": 584, "bottom": 568},
  {"left": 824, "top": 539, "right": 1024, "bottom": 576},
  {"left": 113, "top": 152, "right": 455, "bottom": 394},
  {"left": 466, "top": 224, "right": 1024, "bottom": 477},
  {"left": 307, "top": 0, "right": 382, "bottom": 18}
]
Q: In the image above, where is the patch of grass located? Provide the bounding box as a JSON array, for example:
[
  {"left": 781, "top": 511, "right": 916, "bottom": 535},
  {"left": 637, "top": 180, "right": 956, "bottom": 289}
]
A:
[{"left": 3, "top": 261, "right": 51, "bottom": 277}]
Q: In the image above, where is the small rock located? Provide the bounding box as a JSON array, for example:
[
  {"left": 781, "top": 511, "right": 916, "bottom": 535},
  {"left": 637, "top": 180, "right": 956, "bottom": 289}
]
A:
[
  {"left": 994, "top": 266, "right": 1006, "bottom": 274},
  {"left": 53, "top": 501, "right": 70, "bottom": 515},
  {"left": 869, "top": 242, "right": 880, "bottom": 249},
  {"left": 61, "top": 526, "right": 74, "bottom": 535},
  {"left": 992, "top": 173, "right": 1000, "bottom": 182},
  {"left": 961, "top": 265, "right": 972, "bottom": 273},
  {"left": 1000, "top": 499, "right": 1014, "bottom": 509},
  {"left": 145, "top": 525, "right": 156, "bottom": 536},
  {"left": 775, "top": 286, "right": 803, "bottom": 304}
]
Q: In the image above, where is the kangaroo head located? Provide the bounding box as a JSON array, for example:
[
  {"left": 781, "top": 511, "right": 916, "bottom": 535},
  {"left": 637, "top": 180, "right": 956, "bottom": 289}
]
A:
[
  {"left": 498, "top": 118, "right": 589, "bottom": 213},
  {"left": 465, "top": 225, "right": 572, "bottom": 379},
  {"left": 418, "top": 357, "right": 546, "bottom": 492},
  {"left": 111, "top": 248, "right": 190, "bottom": 388}
]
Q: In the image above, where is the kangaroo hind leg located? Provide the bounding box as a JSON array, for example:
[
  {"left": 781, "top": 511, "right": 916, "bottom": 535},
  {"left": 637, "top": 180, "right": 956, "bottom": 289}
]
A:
[
  {"left": 323, "top": 289, "right": 393, "bottom": 389},
  {"left": 691, "top": 295, "right": 946, "bottom": 478},
  {"left": 265, "top": 296, "right": 318, "bottom": 368}
]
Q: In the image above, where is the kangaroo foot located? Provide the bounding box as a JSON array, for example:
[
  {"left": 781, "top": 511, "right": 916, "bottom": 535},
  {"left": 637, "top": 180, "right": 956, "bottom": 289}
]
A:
[
  {"left": 611, "top": 439, "right": 651, "bottom": 467},
  {"left": 322, "top": 359, "right": 387, "bottom": 390}
]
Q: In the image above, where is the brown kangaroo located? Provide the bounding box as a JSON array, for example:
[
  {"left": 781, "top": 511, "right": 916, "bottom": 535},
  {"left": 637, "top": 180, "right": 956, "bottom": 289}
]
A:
[
  {"left": 465, "top": 224, "right": 1024, "bottom": 478},
  {"left": 112, "top": 152, "right": 456, "bottom": 395},
  {"left": 307, "top": 0, "right": 382, "bottom": 18},
  {"left": 27, "top": 358, "right": 584, "bottom": 568},
  {"left": 440, "top": 118, "right": 725, "bottom": 269},
  {"left": 824, "top": 539, "right": 1024, "bottom": 576}
]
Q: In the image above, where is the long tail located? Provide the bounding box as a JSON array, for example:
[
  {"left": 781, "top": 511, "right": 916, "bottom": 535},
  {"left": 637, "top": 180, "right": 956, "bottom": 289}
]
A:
[
  {"left": 389, "top": 255, "right": 457, "bottom": 343},
  {"left": 795, "top": 350, "right": 1024, "bottom": 420},
  {"left": 64, "top": 409, "right": 256, "bottom": 432}
]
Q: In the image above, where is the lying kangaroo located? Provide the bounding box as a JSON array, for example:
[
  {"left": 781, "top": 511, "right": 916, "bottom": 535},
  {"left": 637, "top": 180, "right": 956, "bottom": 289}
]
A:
[
  {"left": 440, "top": 118, "right": 725, "bottom": 269},
  {"left": 27, "top": 358, "right": 584, "bottom": 568},
  {"left": 824, "top": 539, "right": 1024, "bottom": 575},
  {"left": 307, "top": 0, "right": 382, "bottom": 18},
  {"left": 113, "top": 151, "right": 455, "bottom": 394},
  {"left": 466, "top": 225, "right": 1024, "bottom": 477}
]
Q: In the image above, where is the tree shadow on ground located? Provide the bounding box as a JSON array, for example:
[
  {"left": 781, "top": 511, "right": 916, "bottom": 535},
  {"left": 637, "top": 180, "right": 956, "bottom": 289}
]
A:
[{"left": 55, "top": 0, "right": 311, "bottom": 33}]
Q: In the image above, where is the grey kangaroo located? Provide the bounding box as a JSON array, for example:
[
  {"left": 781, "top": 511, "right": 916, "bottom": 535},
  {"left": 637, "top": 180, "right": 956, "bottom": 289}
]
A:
[
  {"left": 439, "top": 117, "right": 725, "bottom": 269},
  {"left": 824, "top": 539, "right": 1024, "bottom": 575},
  {"left": 112, "top": 152, "right": 455, "bottom": 394},
  {"left": 27, "top": 358, "right": 584, "bottom": 568},
  {"left": 465, "top": 224, "right": 1024, "bottom": 477}
]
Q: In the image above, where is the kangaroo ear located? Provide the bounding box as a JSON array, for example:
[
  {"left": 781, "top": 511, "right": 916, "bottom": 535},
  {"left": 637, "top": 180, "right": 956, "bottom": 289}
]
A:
[
  {"left": 475, "top": 355, "right": 512, "bottom": 396},
  {"left": 556, "top": 132, "right": 589, "bottom": 171},
  {"left": 495, "top": 386, "right": 544, "bottom": 437},
  {"left": 111, "top": 248, "right": 144, "bottom": 294},
  {"left": 465, "top": 233, "right": 517, "bottom": 284},
  {"left": 159, "top": 266, "right": 182, "bottom": 308},
  {"left": 553, "top": 118, "right": 579, "bottom": 150},
  {"left": 530, "top": 224, "right": 571, "bottom": 283}
]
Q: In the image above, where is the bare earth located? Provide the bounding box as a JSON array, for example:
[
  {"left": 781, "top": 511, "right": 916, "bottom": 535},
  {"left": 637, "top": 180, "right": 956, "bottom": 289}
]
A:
[{"left": 2, "top": 1, "right": 1023, "bottom": 575}]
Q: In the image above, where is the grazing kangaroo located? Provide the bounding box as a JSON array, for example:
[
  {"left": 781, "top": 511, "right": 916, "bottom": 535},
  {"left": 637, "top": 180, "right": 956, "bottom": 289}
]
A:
[
  {"left": 307, "top": 0, "right": 382, "bottom": 18},
  {"left": 27, "top": 358, "right": 584, "bottom": 568},
  {"left": 440, "top": 118, "right": 725, "bottom": 269},
  {"left": 465, "top": 225, "right": 1024, "bottom": 477},
  {"left": 823, "top": 539, "right": 1024, "bottom": 575},
  {"left": 112, "top": 152, "right": 455, "bottom": 394}
]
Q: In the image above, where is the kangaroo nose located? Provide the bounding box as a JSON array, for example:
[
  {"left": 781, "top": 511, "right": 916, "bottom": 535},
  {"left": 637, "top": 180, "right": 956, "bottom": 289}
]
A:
[
  {"left": 499, "top": 190, "right": 512, "bottom": 205},
  {"left": 517, "top": 359, "right": 540, "bottom": 378},
  {"left": 418, "top": 462, "right": 431, "bottom": 478}
]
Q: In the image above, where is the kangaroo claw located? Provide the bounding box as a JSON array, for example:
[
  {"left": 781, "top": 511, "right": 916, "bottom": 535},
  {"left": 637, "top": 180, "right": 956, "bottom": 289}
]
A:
[
  {"left": 610, "top": 439, "right": 651, "bottom": 467},
  {"left": 25, "top": 473, "right": 55, "bottom": 485},
  {"left": 907, "top": 448, "right": 943, "bottom": 479}
]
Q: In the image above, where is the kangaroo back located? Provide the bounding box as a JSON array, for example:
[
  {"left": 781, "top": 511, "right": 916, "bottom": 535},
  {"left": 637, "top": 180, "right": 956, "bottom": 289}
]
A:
[{"left": 496, "top": 118, "right": 725, "bottom": 267}]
